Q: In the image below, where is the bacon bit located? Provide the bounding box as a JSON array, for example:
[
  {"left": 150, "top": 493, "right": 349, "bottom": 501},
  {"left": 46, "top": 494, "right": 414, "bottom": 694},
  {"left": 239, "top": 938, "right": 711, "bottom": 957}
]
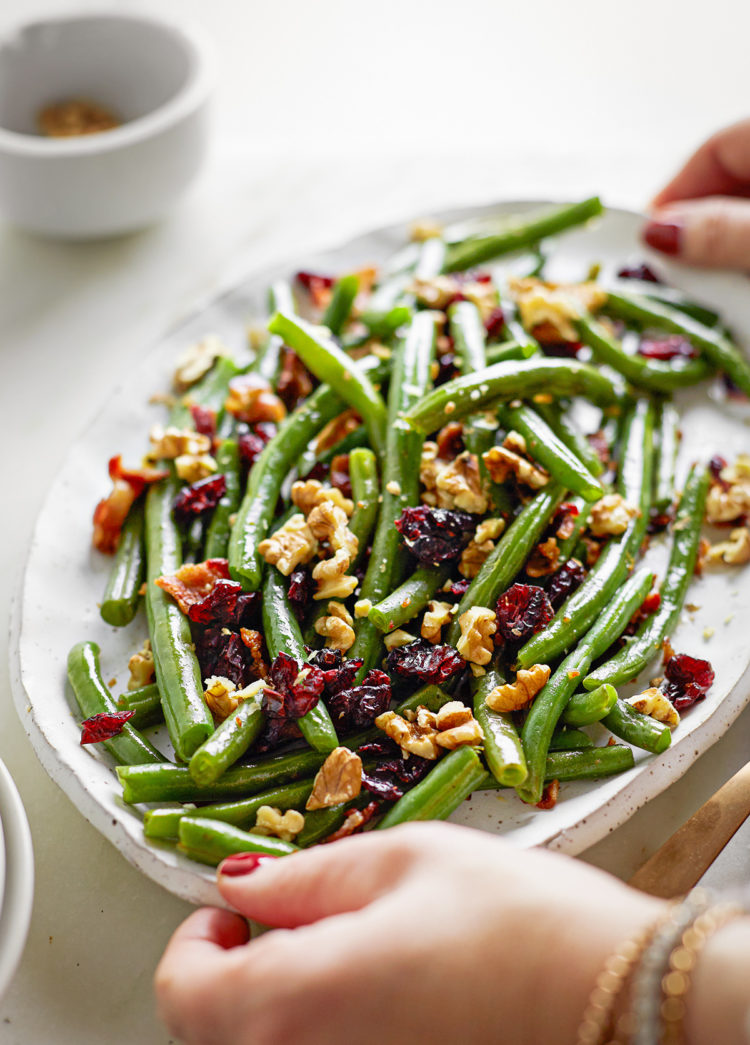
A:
[
  {"left": 80, "top": 709, "right": 135, "bottom": 745},
  {"left": 109, "top": 455, "right": 169, "bottom": 490},
  {"left": 92, "top": 456, "right": 168, "bottom": 553},
  {"left": 554, "top": 502, "right": 580, "bottom": 540},
  {"left": 314, "top": 409, "right": 360, "bottom": 454},
  {"left": 239, "top": 628, "right": 269, "bottom": 680},
  {"left": 607, "top": 736, "right": 618, "bottom": 747},
  {"left": 225, "top": 374, "right": 287, "bottom": 424},
  {"left": 694, "top": 537, "right": 711, "bottom": 576},
  {"left": 662, "top": 637, "right": 675, "bottom": 665},
  {"left": 277, "top": 347, "right": 315, "bottom": 411},
  {"left": 296, "top": 270, "right": 335, "bottom": 309},
  {"left": 536, "top": 779, "right": 560, "bottom": 810},
  {"left": 321, "top": 801, "right": 380, "bottom": 844},
  {"left": 155, "top": 558, "right": 230, "bottom": 614}
]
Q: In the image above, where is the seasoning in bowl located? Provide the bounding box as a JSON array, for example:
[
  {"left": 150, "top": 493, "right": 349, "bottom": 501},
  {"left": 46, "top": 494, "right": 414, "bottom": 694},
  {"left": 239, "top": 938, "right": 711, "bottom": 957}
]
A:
[{"left": 37, "top": 99, "right": 121, "bottom": 138}]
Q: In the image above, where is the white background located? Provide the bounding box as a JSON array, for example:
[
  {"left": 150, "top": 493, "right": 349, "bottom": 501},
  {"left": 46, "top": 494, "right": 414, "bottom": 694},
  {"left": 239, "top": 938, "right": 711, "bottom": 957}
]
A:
[{"left": 1, "top": 0, "right": 749, "bottom": 1041}]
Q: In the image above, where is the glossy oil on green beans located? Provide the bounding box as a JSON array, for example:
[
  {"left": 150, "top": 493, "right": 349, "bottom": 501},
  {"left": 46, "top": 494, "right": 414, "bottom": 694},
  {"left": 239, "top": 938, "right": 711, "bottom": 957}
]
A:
[
  {"left": 348, "top": 447, "right": 379, "bottom": 567},
  {"left": 652, "top": 401, "right": 680, "bottom": 515},
  {"left": 116, "top": 683, "right": 163, "bottom": 729},
  {"left": 503, "top": 402, "right": 603, "bottom": 501},
  {"left": 188, "top": 684, "right": 266, "bottom": 786},
  {"left": 100, "top": 499, "right": 145, "bottom": 626},
  {"left": 562, "top": 684, "right": 618, "bottom": 727},
  {"left": 178, "top": 816, "right": 297, "bottom": 866},
  {"left": 368, "top": 565, "right": 449, "bottom": 633},
  {"left": 471, "top": 664, "right": 527, "bottom": 786},
  {"left": 322, "top": 273, "right": 359, "bottom": 336},
  {"left": 602, "top": 699, "right": 672, "bottom": 754},
  {"left": 204, "top": 438, "right": 241, "bottom": 559},
  {"left": 377, "top": 747, "right": 486, "bottom": 829}
]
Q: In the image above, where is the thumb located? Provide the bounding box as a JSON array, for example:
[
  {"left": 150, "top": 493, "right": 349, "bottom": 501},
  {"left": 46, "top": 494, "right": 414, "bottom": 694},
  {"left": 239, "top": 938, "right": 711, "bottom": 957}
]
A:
[
  {"left": 643, "top": 196, "right": 750, "bottom": 270},
  {"left": 216, "top": 822, "right": 444, "bottom": 928}
]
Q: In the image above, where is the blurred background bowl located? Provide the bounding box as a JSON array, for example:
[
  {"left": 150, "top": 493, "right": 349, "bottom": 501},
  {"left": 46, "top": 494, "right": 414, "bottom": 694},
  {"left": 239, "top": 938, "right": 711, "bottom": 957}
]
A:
[{"left": 0, "top": 10, "right": 214, "bottom": 239}]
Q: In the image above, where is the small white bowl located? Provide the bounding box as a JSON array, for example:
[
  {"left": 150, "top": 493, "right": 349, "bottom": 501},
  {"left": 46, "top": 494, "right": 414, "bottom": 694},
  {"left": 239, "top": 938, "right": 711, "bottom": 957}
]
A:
[{"left": 0, "top": 11, "right": 214, "bottom": 239}]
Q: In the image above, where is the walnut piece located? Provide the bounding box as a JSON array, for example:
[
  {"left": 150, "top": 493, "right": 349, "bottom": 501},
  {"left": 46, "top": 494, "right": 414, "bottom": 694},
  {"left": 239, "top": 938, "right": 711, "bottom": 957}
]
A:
[
  {"left": 458, "top": 516, "right": 504, "bottom": 580},
  {"left": 456, "top": 607, "right": 497, "bottom": 665},
  {"left": 225, "top": 373, "right": 287, "bottom": 424},
  {"left": 354, "top": 598, "right": 372, "bottom": 618},
  {"left": 313, "top": 410, "right": 361, "bottom": 456},
  {"left": 203, "top": 676, "right": 239, "bottom": 721},
  {"left": 312, "top": 548, "right": 359, "bottom": 600},
  {"left": 375, "top": 709, "right": 441, "bottom": 759},
  {"left": 173, "top": 335, "right": 224, "bottom": 391},
  {"left": 315, "top": 601, "right": 356, "bottom": 651},
  {"left": 509, "top": 276, "right": 607, "bottom": 342},
  {"left": 589, "top": 494, "right": 639, "bottom": 537},
  {"left": 127, "top": 639, "right": 154, "bottom": 691},
  {"left": 175, "top": 452, "right": 217, "bottom": 483},
  {"left": 291, "top": 479, "right": 354, "bottom": 517},
  {"left": 383, "top": 628, "right": 416, "bottom": 651},
  {"left": 705, "top": 458, "right": 750, "bottom": 525},
  {"left": 252, "top": 805, "right": 305, "bottom": 842},
  {"left": 258, "top": 514, "right": 319, "bottom": 575},
  {"left": 409, "top": 217, "right": 443, "bottom": 242},
  {"left": 307, "top": 501, "right": 358, "bottom": 557},
  {"left": 421, "top": 600, "right": 453, "bottom": 643},
  {"left": 306, "top": 748, "right": 363, "bottom": 810},
  {"left": 149, "top": 425, "right": 212, "bottom": 461},
  {"left": 410, "top": 275, "right": 463, "bottom": 310},
  {"left": 485, "top": 664, "right": 551, "bottom": 712},
  {"left": 435, "top": 452, "right": 488, "bottom": 514},
  {"left": 483, "top": 443, "right": 549, "bottom": 490},
  {"left": 706, "top": 526, "right": 750, "bottom": 566},
  {"left": 626, "top": 687, "right": 680, "bottom": 729},
  {"left": 526, "top": 537, "right": 560, "bottom": 578}
]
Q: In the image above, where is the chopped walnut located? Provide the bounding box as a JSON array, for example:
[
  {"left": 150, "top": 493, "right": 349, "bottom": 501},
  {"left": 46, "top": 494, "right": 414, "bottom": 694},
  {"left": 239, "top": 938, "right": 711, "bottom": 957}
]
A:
[
  {"left": 315, "top": 601, "right": 356, "bottom": 651},
  {"left": 173, "top": 335, "right": 224, "bottom": 391},
  {"left": 589, "top": 494, "right": 639, "bottom": 537},
  {"left": 421, "top": 600, "right": 454, "bottom": 643},
  {"left": 175, "top": 453, "right": 217, "bottom": 483},
  {"left": 354, "top": 598, "right": 372, "bottom": 618},
  {"left": 307, "top": 501, "right": 358, "bottom": 558},
  {"left": 149, "top": 425, "right": 212, "bottom": 461},
  {"left": 483, "top": 444, "right": 549, "bottom": 490},
  {"left": 485, "top": 664, "right": 551, "bottom": 712},
  {"left": 705, "top": 457, "right": 750, "bottom": 524},
  {"left": 203, "top": 676, "right": 239, "bottom": 721},
  {"left": 127, "top": 639, "right": 154, "bottom": 691},
  {"left": 461, "top": 281, "right": 500, "bottom": 323},
  {"left": 252, "top": 805, "right": 305, "bottom": 842},
  {"left": 239, "top": 628, "right": 269, "bottom": 680},
  {"left": 456, "top": 607, "right": 497, "bottom": 665},
  {"left": 312, "top": 549, "right": 358, "bottom": 600},
  {"left": 291, "top": 479, "right": 354, "bottom": 517},
  {"left": 434, "top": 452, "right": 488, "bottom": 514},
  {"left": 626, "top": 687, "right": 680, "bottom": 729},
  {"left": 375, "top": 709, "right": 441, "bottom": 760},
  {"left": 509, "top": 276, "right": 607, "bottom": 342},
  {"left": 435, "top": 421, "right": 465, "bottom": 459},
  {"left": 458, "top": 518, "right": 504, "bottom": 580},
  {"left": 475, "top": 518, "right": 505, "bottom": 543},
  {"left": 435, "top": 701, "right": 474, "bottom": 730},
  {"left": 526, "top": 537, "right": 560, "bottom": 578},
  {"left": 384, "top": 628, "right": 416, "bottom": 651},
  {"left": 706, "top": 526, "right": 750, "bottom": 566},
  {"left": 225, "top": 373, "right": 287, "bottom": 424},
  {"left": 436, "top": 718, "right": 484, "bottom": 749},
  {"left": 306, "top": 748, "right": 363, "bottom": 810},
  {"left": 258, "top": 514, "right": 319, "bottom": 575},
  {"left": 410, "top": 275, "right": 463, "bottom": 310}
]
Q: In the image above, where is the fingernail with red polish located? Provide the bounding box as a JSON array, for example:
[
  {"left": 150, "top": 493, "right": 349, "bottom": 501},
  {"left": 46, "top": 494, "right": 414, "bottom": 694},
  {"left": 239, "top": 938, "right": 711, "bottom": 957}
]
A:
[
  {"left": 218, "top": 852, "right": 279, "bottom": 877},
  {"left": 642, "top": 220, "right": 682, "bottom": 256}
]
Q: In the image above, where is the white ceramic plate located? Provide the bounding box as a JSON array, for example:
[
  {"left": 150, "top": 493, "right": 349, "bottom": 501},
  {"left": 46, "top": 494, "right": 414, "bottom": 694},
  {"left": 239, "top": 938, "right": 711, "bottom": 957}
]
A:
[
  {"left": 0, "top": 757, "right": 34, "bottom": 1000},
  {"left": 10, "top": 201, "right": 750, "bottom": 907}
]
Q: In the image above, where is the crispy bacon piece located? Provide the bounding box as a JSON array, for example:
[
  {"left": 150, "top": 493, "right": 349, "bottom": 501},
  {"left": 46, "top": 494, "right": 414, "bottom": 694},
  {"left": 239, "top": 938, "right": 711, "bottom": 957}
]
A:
[
  {"left": 535, "top": 779, "right": 560, "bottom": 810},
  {"left": 92, "top": 455, "right": 168, "bottom": 553},
  {"left": 321, "top": 801, "right": 380, "bottom": 843},
  {"left": 155, "top": 558, "right": 230, "bottom": 614},
  {"left": 277, "top": 348, "right": 315, "bottom": 411},
  {"left": 240, "top": 628, "right": 269, "bottom": 680}
]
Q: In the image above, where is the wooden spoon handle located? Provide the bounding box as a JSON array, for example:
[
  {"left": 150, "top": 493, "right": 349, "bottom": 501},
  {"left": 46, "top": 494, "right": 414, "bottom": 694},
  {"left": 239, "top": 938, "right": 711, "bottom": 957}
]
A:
[{"left": 628, "top": 761, "right": 750, "bottom": 899}]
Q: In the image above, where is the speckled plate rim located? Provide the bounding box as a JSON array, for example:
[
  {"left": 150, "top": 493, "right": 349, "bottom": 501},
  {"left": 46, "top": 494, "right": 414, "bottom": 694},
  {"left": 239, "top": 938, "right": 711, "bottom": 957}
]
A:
[
  {"left": 0, "top": 751, "right": 34, "bottom": 1000},
  {"left": 9, "top": 198, "right": 750, "bottom": 907}
]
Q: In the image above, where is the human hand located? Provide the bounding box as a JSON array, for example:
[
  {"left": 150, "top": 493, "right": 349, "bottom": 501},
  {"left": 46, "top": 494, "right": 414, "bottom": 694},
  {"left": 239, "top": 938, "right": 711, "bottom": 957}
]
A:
[
  {"left": 644, "top": 117, "right": 750, "bottom": 269},
  {"left": 155, "top": 822, "right": 662, "bottom": 1045}
]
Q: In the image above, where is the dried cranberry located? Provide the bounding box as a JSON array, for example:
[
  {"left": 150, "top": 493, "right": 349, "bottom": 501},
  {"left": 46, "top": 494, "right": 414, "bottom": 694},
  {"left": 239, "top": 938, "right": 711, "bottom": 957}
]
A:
[
  {"left": 385, "top": 639, "right": 464, "bottom": 684},
  {"left": 269, "top": 652, "right": 326, "bottom": 716},
  {"left": 553, "top": 501, "right": 580, "bottom": 539},
  {"left": 617, "top": 263, "right": 662, "bottom": 283},
  {"left": 547, "top": 559, "right": 586, "bottom": 609},
  {"left": 662, "top": 653, "right": 715, "bottom": 711},
  {"left": 296, "top": 270, "right": 334, "bottom": 292},
  {"left": 190, "top": 404, "right": 217, "bottom": 437},
  {"left": 213, "top": 631, "right": 253, "bottom": 687},
  {"left": 638, "top": 335, "right": 697, "bottom": 361},
  {"left": 327, "top": 669, "right": 391, "bottom": 732},
  {"left": 495, "top": 583, "right": 553, "bottom": 644},
  {"left": 80, "top": 709, "right": 135, "bottom": 745},
  {"left": 587, "top": 430, "right": 611, "bottom": 468},
  {"left": 187, "top": 579, "right": 258, "bottom": 628},
  {"left": 357, "top": 737, "right": 400, "bottom": 759},
  {"left": 484, "top": 305, "right": 505, "bottom": 339},
  {"left": 395, "top": 505, "right": 475, "bottom": 566},
  {"left": 277, "top": 347, "right": 314, "bottom": 410},
  {"left": 362, "top": 753, "right": 432, "bottom": 801},
  {"left": 330, "top": 453, "right": 352, "bottom": 498},
  {"left": 238, "top": 422, "right": 277, "bottom": 466},
  {"left": 287, "top": 568, "right": 313, "bottom": 620},
  {"left": 172, "top": 474, "right": 226, "bottom": 526},
  {"left": 543, "top": 341, "right": 582, "bottom": 358},
  {"left": 709, "top": 455, "right": 728, "bottom": 482},
  {"left": 435, "top": 351, "right": 459, "bottom": 385},
  {"left": 443, "top": 578, "right": 471, "bottom": 600}
]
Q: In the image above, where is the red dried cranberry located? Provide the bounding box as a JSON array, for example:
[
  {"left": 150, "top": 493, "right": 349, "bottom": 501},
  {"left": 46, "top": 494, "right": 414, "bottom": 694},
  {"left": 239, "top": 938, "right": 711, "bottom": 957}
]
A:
[
  {"left": 213, "top": 631, "right": 254, "bottom": 687},
  {"left": 648, "top": 506, "right": 675, "bottom": 533},
  {"left": 617, "top": 263, "right": 662, "bottom": 283},
  {"left": 484, "top": 306, "right": 506, "bottom": 340},
  {"left": 395, "top": 506, "right": 475, "bottom": 566},
  {"left": 362, "top": 752, "right": 432, "bottom": 801},
  {"left": 709, "top": 455, "right": 728, "bottom": 482},
  {"left": 80, "top": 709, "right": 135, "bottom": 745},
  {"left": 443, "top": 577, "right": 471, "bottom": 600},
  {"left": 547, "top": 559, "right": 586, "bottom": 609},
  {"left": 238, "top": 423, "right": 277, "bottom": 466},
  {"left": 435, "top": 352, "right": 459, "bottom": 385},
  {"left": 269, "top": 652, "right": 326, "bottom": 716},
  {"left": 277, "top": 347, "right": 315, "bottom": 410},
  {"left": 637, "top": 335, "right": 697, "bottom": 361},
  {"left": 495, "top": 583, "right": 554, "bottom": 644},
  {"left": 330, "top": 453, "right": 352, "bottom": 498},
  {"left": 662, "top": 653, "right": 714, "bottom": 711},
  {"left": 187, "top": 579, "right": 258, "bottom": 628},
  {"left": 190, "top": 404, "right": 217, "bottom": 437},
  {"left": 472, "top": 271, "right": 493, "bottom": 283},
  {"left": 287, "top": 568, "right": 314, "bottom": 620},
  {"left": 357, "top": 737, "right": 400, "bottom": 759},
  {"left": 553, "top": 501, "right": 580, "bottom": 540},
  {"left": 385, "top": 639, "right": 464, "bottom": 684},
  {"left": 173, "top": 474, "right": 226, "bottom": 526},
  {"left": 327, "top": 669, "right": 391, "bottom": 732},
  {"left": 296, "top": 270, "right": 334, "bottom": 292}
]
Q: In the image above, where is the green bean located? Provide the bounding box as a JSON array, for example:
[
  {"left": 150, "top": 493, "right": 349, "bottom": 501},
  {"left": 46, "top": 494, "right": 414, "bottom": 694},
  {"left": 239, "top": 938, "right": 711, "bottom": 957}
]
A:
[
  {"left": 608, "top": 279, "right": 720, "bottom": 327},
  {"left": 548, "top": 729, "right": 594, "bottom": 751},
  {"left": 178, "top": 816, "right": 297, "bottom": 866},
  {"left": 446, "top": 483, "right": 565, "bottom": 646},
  {"left": 602, "top": 699, "right": 672, "bottom": 754},
  {"left": 503, "top": 402, "right": 603, "bottom": 501},
  {"left": 118, "top": 748, "right": 327, "bottom": 804},
  {"left": 442, "top": 197, "right": 604, "bottom": 273},
  {"left": 359, "top": 305, "right": 412, "bottom": 339},
  {"left": 404, "top": 357, "right": 621, "bottom": 435},
  {"left": 652, "top": 401, "right": 680, "bottom": 515},
  {"left": 204, "top": 438, "right": 241, "bottom": 559},
  {"left": 144, "top": 779, "right": 315, "bottom": 837},
  {"left": 484, "top": 339, "right": 536, "bottom": 365},
  {"left": 517, "top": 399, "right": 654, "bottom": 668},
  {"left": 262, "top": 566, "right": 339, "bottom": 752},
  {"left": 322, "top": 273, "right": 359, "bottom": 336},
  {"left": 553, "top": 496, "right": 591, "bottom": 563},
  {"left": 497, "top": 291, "right": 541, "bottom": 357},
  {"left": 143, "top": 806, "right": 195, "bottom": 841},
  {"left": 116, "top": 683, "right": 164, "bottom": 729},
  {"left": 170, "top": 355, "right": 241, "bottom": 429},
  {"left": 297, "top": 424, "right": 369, "bottom": 481},
  {"left": 349, "top": 312, "right": 437, "bottom": 676},
  {"left": 100, "top": 499, "right": 145, "bottom": 626},
  {"left": 228, "top": 355, "right": 387, "bottom": 590},
  {"left": 576, "top": 315, "right": 712, "bottom": 391},
  {"left": 248, "top": 279, "right": 296, "bottom": 385},
  {"left": 584, "top": 465, "right": 710, "bottom": 690},
  {"left": 416, "top": 237, "right": 446, "bottom": 278},
  {"left": 268, "top": 312, "right": 387, "bottom": 457},
  {"left": 295, "top": 803, "right": 349, "bottom": 847},
  {"left": 144, "top": 478, "right": 214, "bottom": 761},
  {"left": 449, "top": 300, "right": 487, "bottom": 373},
  {"left": 67, "top": 642, "right": 163, "bottom": 765},
  {"left": 189, "top": 681, "right": 266, "bottom": 786},
  {"left": 368, "top": 565, "right": 449, "bottom": 634},
  {"left": 183, "top": 516, "right": 205, "bottom": 563},
  {"left": 562, "top": 684, "right": 618, "bottom": 726},
  {"left": 516, "top": 566, "right": 655, "bottom": 803},
  {"left": 377, "top": 747, "right": 486, "bottom": 829},
  {"left": 348, "top": 447, "right": 379, "bottom": 567},
  {"left": 471, "top": 663, "right": 527, "bottom": 786},
  {"left": 514, "top": 744, "right": 635, "bottom": 783},
  {"left": 536, "top": 401, "right": 606, "bottom": 479},
  {"left": 605, "top": 289, "right": 750, "bottom": 396}
]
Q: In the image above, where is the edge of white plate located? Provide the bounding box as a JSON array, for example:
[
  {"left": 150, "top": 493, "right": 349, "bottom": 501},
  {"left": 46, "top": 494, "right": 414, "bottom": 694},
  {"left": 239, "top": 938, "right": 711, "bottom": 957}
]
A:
[{"left": 0, "top": 751, "right": 34, "bottom": 1000}]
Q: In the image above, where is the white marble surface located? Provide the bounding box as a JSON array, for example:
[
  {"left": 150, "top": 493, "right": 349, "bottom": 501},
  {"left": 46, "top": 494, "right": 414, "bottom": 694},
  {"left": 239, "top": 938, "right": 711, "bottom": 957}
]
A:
[{"left": 1, "top": 0, "right": 750, "bottom": 1041}]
